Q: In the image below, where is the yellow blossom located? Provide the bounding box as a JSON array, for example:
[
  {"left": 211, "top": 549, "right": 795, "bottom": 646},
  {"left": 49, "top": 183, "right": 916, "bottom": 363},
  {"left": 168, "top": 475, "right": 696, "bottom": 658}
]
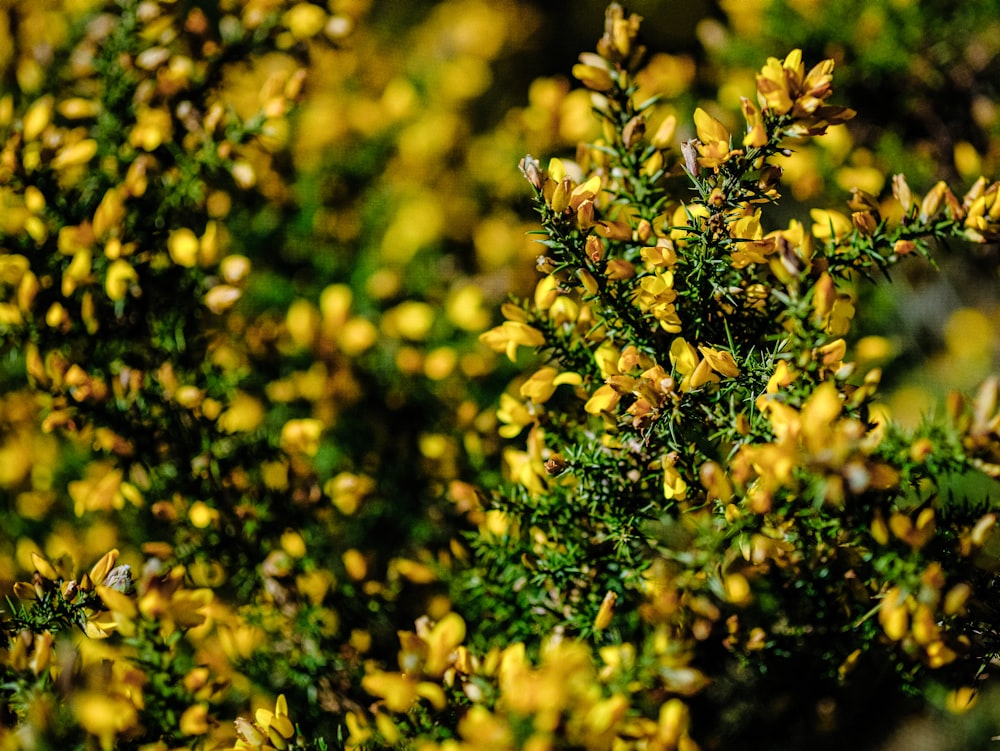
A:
[
  {"left": 23, "top": 95, "right": 54, "bottom": 141},
  {"left": 764, "top": 359, "right": 795, "bottom": 396},
  {"left": 593, "top": 590, "right": 617, "bottom": 630},
  {"left": 741, "top": 96, "right": 767, "bottom": 147},
  {"left": 244, "top": 694, "right": 296, "bottom": 750},
  {"left": 878, "top": 586, "right": 910, "bottom": 641},
  {"left": 698, "top": 345, "right": 739, "bottom": 378},
  {"left": 584, "top": 384, "right": 620, "bottom": 415},
  {"left": 216, "top": 392, "right": 265, "bottom": 433},
  {"left": 504, "top": 446, "right": 546, "bottom": 494},
  {"left": 167, "top": 227, "right": 199, "bottom": 268},
  {"left": 755, "top": 50, "right": 854, "bottom": 134},
  {"left": 283, "top": 3, "right": 327, "bottom": 39},
  {"left": 68, "top": 463, "right": 140, "bottom": 516},
  {"left": 572, "top": 54, "right": 613, "bottom": 92},
  {"left": 179, "top": 704, "right": 210, "bottom": 736},
  {"left": 670, "top": 337, "right": 718, "bottom": 392},
  {"left": 105, "top": 259, "right": 138, "bottom": 301},
  {"left": 693, "top": 107, "right": 733, "bottom": 169},
  {"left": 51, "top": 139, "right": 98, "bottom": 170},
  {"left": 422, "top": 612, "right": 467, "bottom": 677},
  {"left": 203, "top": 284, "right": 242, "bottom": 313},
  {"left": 520, "top": 366, "right": 583, "bottom": 404},
  {"left": 280, "top": 418, "right": 323, "bottom": 456},
  {"left": 72, "top": 692, "right": 138, "bottom": 751},
  {"left": 810, "top": 208, "right": 853, "bottom": 243},
  {"left": 130, "top": 106, "right": 173, "bottom": 151},
  {"left": 479, "top": 320, "right": 546, "bottom": 361},
  {"left": 662, "top": 454, "right": 688, "bottom": 500},
  {"left": 497, "top": 393, "right": 534, "bottom": 438}
]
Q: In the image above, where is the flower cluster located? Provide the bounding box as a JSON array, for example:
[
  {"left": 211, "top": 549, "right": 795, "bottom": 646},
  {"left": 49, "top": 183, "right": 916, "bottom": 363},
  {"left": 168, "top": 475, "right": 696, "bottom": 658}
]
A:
[{"left": 461, "top": 4, "right": 1000, "bottom": 747}]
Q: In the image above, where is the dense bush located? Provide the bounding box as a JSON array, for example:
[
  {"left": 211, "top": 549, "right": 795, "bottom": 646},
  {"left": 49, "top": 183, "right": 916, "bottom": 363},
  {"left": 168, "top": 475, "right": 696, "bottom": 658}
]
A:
[{"left": 2, "top": 2, "right": 1000, "bottom": 750}]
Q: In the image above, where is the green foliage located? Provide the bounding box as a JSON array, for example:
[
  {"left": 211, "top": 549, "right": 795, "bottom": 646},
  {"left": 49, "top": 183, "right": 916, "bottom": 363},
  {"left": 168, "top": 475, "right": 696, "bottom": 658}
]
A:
[{"left": 2, "top": 2, "right": 1000, "bottom": 751}]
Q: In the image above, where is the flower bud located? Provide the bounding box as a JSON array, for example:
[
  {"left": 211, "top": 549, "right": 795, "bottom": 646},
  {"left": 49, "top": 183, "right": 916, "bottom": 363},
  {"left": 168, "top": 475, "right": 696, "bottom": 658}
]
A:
[
  {"left": 593, "top": 590, "right": 617, "bottom": 630},
  {"left": 622, "top": 114, "right": 645, "bottom": 149},
  {"left": 518, "top": 155, "right": 544, "bottom": 192}
]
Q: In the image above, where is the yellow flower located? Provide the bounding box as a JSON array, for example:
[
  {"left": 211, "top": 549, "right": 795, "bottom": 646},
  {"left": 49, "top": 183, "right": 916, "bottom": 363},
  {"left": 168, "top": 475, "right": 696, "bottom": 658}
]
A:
[
  {"left": 324, "top": 472, "right": 373, "bottom": 516},
  {"left": 283, "top": 2, "right": 327, "bottom": 39},
  {"left": 68, "top": 462, "right": 141, "bottom": 515},
  {"left": 817, "top": 338, "right": 847, "bottom": 373},
  {"left": 723, "top": 572, "right": 752, "bottom": 605},
  {"left": 946, "top": 687, "right": 978, "bottom": 713},
  {"left": 317, "top": 282, "right": 350, "bottom": 325},
  {"left": 457, "top": 705, "right": 514, "bottom": 748},
  {"left": 572, "top": 53, "right": 613, "bottom": 92},
  {"left": 504, "top": 446, "right": 546, "bottom": 494},
  {"left": 800, "top": 380, "right": 841, "bottom": 448},
  {"left": 729, "top": 212, "right": 776, "bottom": 268},
  {"left": 105, "top": 259, "right": 138, "bottom": 301},
  {"left": 93, "top": 188, "right": 125, "bottom": 240},
  {"left": 479, "top": 320, "right": 545, "bottom": 361},
  {"left": 23, "top": 630, "right": 55, "bottom": 675},
  {"left": 138, "top": 569, "right": 212, "bottom": 636},
  {"left": 762, "top": 360, "right": 795, "bottom": 402},
  {"left": 755, "top": 50, "right": 854, "bottom": 135},
  {"left": 741, "top": 96, "right": 767, "bottom": 147},
  {"left": 50, "top": 138, "right": 98, "bottom": 170},
  {"left": 597, "top": 2, "right": 643, "bottom": 63},
  {"left": 633, "top": 270, "right": 682, "bottom": 332},
  {"left": 203, "top": 284, "right": 242, "bottom": 314},
  {"left": 23, "top": 95, "right": 54, "bottom": 141},
  {"left": 584, "top": 383, "right": 620, "bottom": 415},
  {"left": 72, "top": 691, "right": 139, "bottom": 751},
  {"left": 662, "top": 454, "right": 688, "bottom": 500},
  {"left": 385, "top": 300, "right": 435, "bottom": 341},
  {"left": 167, "top": 227, "right": 199, "bottom": 268},
  {"left": 216, "top": 392, "right": 265, "bottom": 433},
  {"left": 878, "top": 586, "right": 910, "bottom": 641},
  {"left": 421, "top": 612, "right": 467, "bottom": 677},
  {"left": 670, "top": 337, "right": 718, "bottom": 392},
  {"left": 130, "top": 106, "right": 173, "bottom": 151},
  {"left": 964, "top": 180, "right": 1000, "bottom": 241},
  {"left": 693, "top": 107, "right": 734, "bottom": 169},
  {"left": 62, "top": 246, "right": 92, "bottom": 297},
  {"left": 57, "top": 97, "right": 101, "bottom": 120},
  {"left": 520, "top": 366, "right": 583, "bottom": 404},
  {"left": 497, "top": 393, "right": 534, "bottom": 438},
  {"left": 280, "top": 418, "right": 323, "bottom": 456},
  {"left": 233, "top": 695, "right": 297, "bottom": 750},
  {"left": 180, "top": 704, "right": 210, "bottom": 736},
  {"left": 810, "top": 208, "right": 852, "bottom": 243},
  {"left": 889, "top": 507, "right": 936, "bottom": 550},
  {"left": 697, "top": 345, "right": 739, "bottom": 378},
  {"left": 593, "top": 590, "right": 617, "bottom": 630}
]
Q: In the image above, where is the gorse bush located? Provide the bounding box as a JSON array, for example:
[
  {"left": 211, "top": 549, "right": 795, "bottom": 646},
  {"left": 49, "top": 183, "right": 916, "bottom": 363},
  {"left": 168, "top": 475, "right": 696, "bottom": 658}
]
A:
[
  {"left": 353, "top": 5, "right": 1000, "bottom": 749},
  {"left": 2, "top": 1, "right": 1000, "bottom": 750}
]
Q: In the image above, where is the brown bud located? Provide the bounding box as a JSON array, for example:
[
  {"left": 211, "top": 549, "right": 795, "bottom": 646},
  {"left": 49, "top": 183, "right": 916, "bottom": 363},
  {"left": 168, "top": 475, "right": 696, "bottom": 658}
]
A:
[
  {"left": 851, "top": 211, "right": 878, "bottom": 235},
  {"left": 892, "top": 173, "right": 912, "bottom": 212},
  {"left": 544, "top": 453, "right": 568, "bottom": 475},
  {"left": 848, "top": 187, "right": 880, "bottom": 213},
  {"left": 518, "top": 154, "right": 544, "bottom": 192},
  {"left": 622, "top": 114, "right": 646, "bottom": 150},
  {"left": 681, "top": 139, "right": 701, "bottom": 176}
]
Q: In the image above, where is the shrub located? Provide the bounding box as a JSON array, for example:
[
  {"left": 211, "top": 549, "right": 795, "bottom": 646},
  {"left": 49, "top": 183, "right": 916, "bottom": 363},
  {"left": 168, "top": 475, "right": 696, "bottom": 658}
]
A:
[
  {"left": 2, "top": 2, "right": 1000, "bottom": 751},
  {"left": 351, "top": 4, "right": 1000, "bottom": 749}
]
